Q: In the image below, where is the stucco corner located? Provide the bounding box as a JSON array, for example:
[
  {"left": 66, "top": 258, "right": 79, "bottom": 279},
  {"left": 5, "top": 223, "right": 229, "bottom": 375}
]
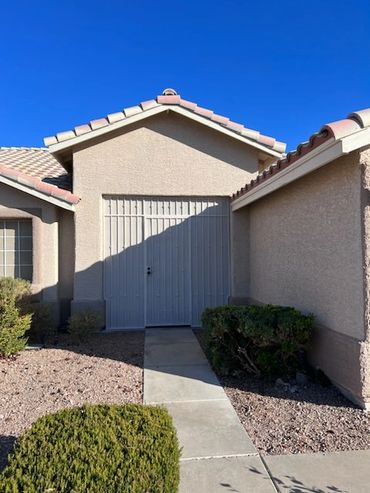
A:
[
  {"left": 359, "top": 340, "right": 370, "bottom": 407},
  {"left": 360, "top": 148, "right": 370, "bottom": 344}
]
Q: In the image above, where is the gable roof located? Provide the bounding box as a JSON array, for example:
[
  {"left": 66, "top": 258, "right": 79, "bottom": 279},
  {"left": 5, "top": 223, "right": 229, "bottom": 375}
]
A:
[
  {"left": 0, "top": 147, "right": 79, "bottom": 209},
  {"left": 232, "top": 108, "right": 370, "bottom": 210},
  {"left": 44, "top": 88, "right": 286, "bottom": 159}
]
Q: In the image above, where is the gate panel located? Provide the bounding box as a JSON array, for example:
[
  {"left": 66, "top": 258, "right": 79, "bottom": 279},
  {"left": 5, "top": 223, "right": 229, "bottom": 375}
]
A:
[
  {"left": 104, "top": 197, "right": 145, "bottom": 329},
  {"left": 104, "top": 196, "right": 230, "bottom": 329},
  {"left": 145, "top": 214, "right": 191, "bottom": 326}
]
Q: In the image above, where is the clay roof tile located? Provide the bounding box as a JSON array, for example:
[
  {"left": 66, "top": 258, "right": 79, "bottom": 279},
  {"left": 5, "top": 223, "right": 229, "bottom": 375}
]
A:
[
  {"left": 44, "top": 88, "right": 286, "bottom": 155},
  {"left": 232, "top": 106, "right": 370, "bottom": 202}
]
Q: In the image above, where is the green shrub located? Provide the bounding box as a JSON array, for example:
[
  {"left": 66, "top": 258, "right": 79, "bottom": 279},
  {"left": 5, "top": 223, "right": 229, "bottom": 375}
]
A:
[
  {"left": 0, "top": 298, "right": 32, "bottom": 357},
  {"left": 28, "top": 302, "right": 57, "bottom": 344},
  {"left": 0, "top": 277, "right": 32, "bottom": 307},
  {"left": 202, "top": 304, "right": 314, "bottom": 377},
  {"left": 0, "top": 404, "right": 180, "bottom": 493},
  {"left": 67, "top": 309, "right": 103, "bottom": 339}
]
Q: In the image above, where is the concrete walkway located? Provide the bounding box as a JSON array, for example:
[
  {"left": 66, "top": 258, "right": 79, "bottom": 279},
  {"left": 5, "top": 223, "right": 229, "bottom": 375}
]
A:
[
  {"left": 144, "top": 328, "right": 370, "bottom": 493},
  {"left": 264, "top": 449, "right": 370, "bottom": 493},
  {"left": 144, "top": 328, "right": 276, "bottom": 492}
]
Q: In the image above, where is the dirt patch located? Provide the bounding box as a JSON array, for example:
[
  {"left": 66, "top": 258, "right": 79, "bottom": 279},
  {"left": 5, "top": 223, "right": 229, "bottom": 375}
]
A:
[
  {"left": 0, "top": 331, "right": 144, "bottom": 469},
  {"left": 194, "top": 330, "right": 370, "bottom": 455}
]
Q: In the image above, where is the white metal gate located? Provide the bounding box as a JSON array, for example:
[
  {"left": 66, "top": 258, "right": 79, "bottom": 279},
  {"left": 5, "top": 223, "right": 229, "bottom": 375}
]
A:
[{"left": 103, "top": 196, "right": 230, "bottom": 329}]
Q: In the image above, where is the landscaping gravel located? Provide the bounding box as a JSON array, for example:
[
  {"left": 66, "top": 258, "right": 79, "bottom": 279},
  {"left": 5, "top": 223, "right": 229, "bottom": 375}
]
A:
[
  {"left": 194, "top": 330, "right": 370, "bottom": 456},
  {"left": 0, "top": 331, "right": 144, "bottom": 470},
  {"left": 223, "top": 375, "right": 370, "bottom": 456}
]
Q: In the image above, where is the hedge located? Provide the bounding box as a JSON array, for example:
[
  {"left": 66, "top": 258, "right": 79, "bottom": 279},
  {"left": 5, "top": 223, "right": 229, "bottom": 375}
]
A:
[
  {"left": 0, "top": 404, "right": 180, "bottom": 493},
  {"left": 201, "top": 304, "right": 314, "bottom": 377}
]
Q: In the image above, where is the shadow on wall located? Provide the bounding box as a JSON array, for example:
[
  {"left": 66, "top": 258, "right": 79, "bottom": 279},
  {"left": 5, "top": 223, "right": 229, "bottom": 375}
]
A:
[
  {"left": 16, "top": 200, "right": 229, "bottom": 371},
  {"left": 141, "top": 112, "right": 259, "bottom": 173},
  {"left": 38, "top": 200, "right": 230, "bottom": 330},
  {"left": 77, "top": 111, "right": 260, "bottom": 175}
]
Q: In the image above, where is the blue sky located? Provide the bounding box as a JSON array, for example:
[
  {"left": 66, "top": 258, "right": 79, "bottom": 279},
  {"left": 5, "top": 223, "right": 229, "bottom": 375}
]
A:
[{"left": 0, "top": 0, "right": 369, "bottom": 151}]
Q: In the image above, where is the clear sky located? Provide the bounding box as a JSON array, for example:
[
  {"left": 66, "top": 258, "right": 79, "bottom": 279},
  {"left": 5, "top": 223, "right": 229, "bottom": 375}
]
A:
[{"left": 0, "top": 0, "right": 369, "bottom": 151}]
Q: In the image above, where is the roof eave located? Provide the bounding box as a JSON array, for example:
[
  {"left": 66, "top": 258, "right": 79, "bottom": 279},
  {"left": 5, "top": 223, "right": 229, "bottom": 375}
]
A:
[
  {"left": 0, "top": 175, "right": 77, "bottom": 211},
  {"left": 232, "top": 126, "right": 370, "bottom": 211},
  {"left": 46, "top": 105, "right": 283, "bottom": 160}
]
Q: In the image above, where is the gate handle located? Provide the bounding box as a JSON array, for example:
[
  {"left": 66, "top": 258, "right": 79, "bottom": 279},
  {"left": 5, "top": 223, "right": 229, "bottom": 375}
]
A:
[{"left": 147, "top": 266, "right": 152, "bottom": 275}]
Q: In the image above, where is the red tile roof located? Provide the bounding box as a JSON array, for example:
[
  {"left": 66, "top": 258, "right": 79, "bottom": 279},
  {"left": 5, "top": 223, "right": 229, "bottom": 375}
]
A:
[
  {"left": 44, "top": 88, "right": 286, "bottom": 155},
  {"left": 0, "top": 147, "right": 79, "bottom": 205},
  {"left": 232, "top": 108, "right": 370, "bottom": 201}
]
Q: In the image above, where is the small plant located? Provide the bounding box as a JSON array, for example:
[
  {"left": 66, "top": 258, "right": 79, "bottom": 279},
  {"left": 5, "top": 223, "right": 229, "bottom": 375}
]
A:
[
  {"left": 0, "top": 404, "right": 180, "bottom": 493},
  {"left": 28, "top": 302, "right": 57, "bottom": 344},
  {"left": 202, "top": 304, "right": 314, "bottom": 377},
  {"left": 67, "top": 308, "right": 103, "bottom": 339},
  {"left": 0, "top": 298, "right": 32, "bottom": 357}
]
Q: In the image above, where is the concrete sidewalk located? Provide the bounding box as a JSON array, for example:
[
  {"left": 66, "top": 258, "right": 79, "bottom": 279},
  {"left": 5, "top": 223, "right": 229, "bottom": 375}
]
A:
[
  {"left": 144, "top": 328, "right": 276, "bottom": 492},
  {"left": 264, "top": 449, "right": 370, "bottom": 493},
  {"left": 143, "top": 328, "right": 370, "bottom": 493}
]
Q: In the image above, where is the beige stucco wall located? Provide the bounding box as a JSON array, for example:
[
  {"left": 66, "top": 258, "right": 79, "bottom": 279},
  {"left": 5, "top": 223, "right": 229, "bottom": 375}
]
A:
[
  {"left": 0, "top": 184, "right": 76, "bottom": 324},
  {"left": 231, "top": 151, "right": 370, "bottom": 407},
  {"left": 249, "top": 153, "right": 363, "bottom": 339},
  {"left": 58, "top": 208, "right": 75, "bottom": 322},
  {"left": 71, "top": 112, "right": 260, "bottom": 308},
  {"left": 230, "top": 208, "right": 250, "bottom": 299},
  {"left": 0, "top": 183, "right": 59, "bottom": 302},
  {"left": 58, "top": 209, "right": 74, "bottom": 300},
  {"left": 359, "top": 148, "right": 370, "bottom": 408}
]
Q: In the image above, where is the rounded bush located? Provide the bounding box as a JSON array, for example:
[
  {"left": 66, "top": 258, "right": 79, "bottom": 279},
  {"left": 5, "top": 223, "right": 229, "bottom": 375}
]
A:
[
  {"left": 202, "top": 304, "right": 314, "bottom": 377},
  {"left": 0, "top": 404, "right": 180, "bottom": 493}
]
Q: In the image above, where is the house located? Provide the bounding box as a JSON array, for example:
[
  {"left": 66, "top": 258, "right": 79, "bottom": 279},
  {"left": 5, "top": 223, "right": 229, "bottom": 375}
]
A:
[{"left": 0, "top": 88, "right": 369, "bottom": 409}]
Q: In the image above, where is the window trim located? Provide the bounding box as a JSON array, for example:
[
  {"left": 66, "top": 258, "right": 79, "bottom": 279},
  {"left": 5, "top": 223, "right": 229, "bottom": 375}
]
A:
[
  {"left": 0, "top": 219, "right": 33, "bottom": 282},
  {"left": 0, "top": 209, "right": 42, "bottom": 292}
]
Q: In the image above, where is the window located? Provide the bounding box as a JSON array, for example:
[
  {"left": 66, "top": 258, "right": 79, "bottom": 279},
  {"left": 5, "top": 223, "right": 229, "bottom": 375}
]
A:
[{"left": 0, "top": 220, "right": 33, "bottom": 282}]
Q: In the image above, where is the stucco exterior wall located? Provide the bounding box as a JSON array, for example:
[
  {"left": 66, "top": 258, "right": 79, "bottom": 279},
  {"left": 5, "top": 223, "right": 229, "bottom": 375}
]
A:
[
  {"left": 58, "top": 208, "right": 75, "bottom": 322},
  {"left": 248, "top": 153, "right": 364, "bottom": 339},
  {"left": 230, "top": 208, "right": 250, "bottom": 299},
  {"left": 359, "top": 148, "right": 370, "bottom": 408},
  {"left": 231, "top": 152, "right": 369, "bottom": 407},
  {"left": 0, "top": 183, "right": 59, "bottom": 300},
  {"left": 0, "top": 183, "right": 76, "bottom": 324},
  {"left": 71, "top": 112, "right": 260, "bottom": 310}
]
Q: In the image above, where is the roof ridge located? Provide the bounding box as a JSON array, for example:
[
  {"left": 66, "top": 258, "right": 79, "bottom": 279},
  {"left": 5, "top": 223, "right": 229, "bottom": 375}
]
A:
[
  {"left": 44, "top": 89, "right": 286, "bottom": 155},
  {"left": 232, "top": 107, "right": 370, "bottom": 201}
]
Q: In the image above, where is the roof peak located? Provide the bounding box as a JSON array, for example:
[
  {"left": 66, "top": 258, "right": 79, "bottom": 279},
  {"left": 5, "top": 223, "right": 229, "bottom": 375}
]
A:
[
  {"left": 44, "top": 91, "right": 286, "bottom": 155},
  {"left": 162, "top": 88, "right": 178, "bottom": 96}
]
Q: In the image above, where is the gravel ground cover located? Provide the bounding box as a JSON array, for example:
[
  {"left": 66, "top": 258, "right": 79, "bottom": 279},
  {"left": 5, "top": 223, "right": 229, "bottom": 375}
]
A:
[
  {"left": 195, "top": 330, "right": 370, "bottom": 455},
  {"left": 0, "top": 331, "right": 144, "bottom": 469}
]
